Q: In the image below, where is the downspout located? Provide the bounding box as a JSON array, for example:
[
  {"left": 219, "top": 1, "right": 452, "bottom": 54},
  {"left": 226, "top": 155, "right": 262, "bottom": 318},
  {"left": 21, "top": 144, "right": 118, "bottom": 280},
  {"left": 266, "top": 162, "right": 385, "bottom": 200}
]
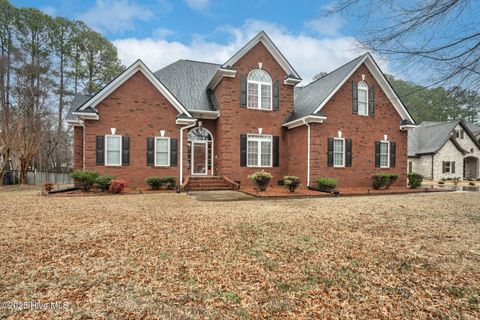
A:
[
  {"left": 431, "top": 154, "right": 434, "bottom": 180},
  {"left": 302, "top": 119, "right": 311, "bottom": 187},
  {"left": 179, "top": 122, "right": 197, "bottom": 185},
  {"left": 81, "top": 123, "right": 86, "bottom": 171}
]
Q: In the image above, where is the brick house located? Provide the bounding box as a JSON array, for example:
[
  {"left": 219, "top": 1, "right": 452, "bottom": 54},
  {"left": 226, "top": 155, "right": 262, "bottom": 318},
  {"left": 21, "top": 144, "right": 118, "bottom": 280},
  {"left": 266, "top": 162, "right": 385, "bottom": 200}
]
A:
[
  {"left": 408, "top": 120, "right": 480, "bottom": 180},
  {"left": 67, "top": 31, "right": 415, "bottom": 190}
]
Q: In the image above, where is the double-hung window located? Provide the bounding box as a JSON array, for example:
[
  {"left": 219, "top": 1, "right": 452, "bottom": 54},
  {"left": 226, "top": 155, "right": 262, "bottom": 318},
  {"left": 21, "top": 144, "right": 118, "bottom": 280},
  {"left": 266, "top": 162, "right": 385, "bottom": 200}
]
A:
[
  {"left": 379, "top": 141, "right": 390, "bottom": 168},
  {"left": 105, "top": 135, "right": 122, "bottom": 166},
  {"left": 357, "top": 81, "right": 368, "bottom": 116},
  {"left": 247, "top": 134, "right": 272, "bottom": 167},
  {"left": 445, "top": 161, "right": 452, "bottom": 173},
  {"left": 247, "top": 69, "right": 272, "bottom": 110},
  {"left": 155, "top": 137, "right": 170, "bottom": 167},
  {"left": 333, "top": 138, "right": 345, "bottom": 167}
]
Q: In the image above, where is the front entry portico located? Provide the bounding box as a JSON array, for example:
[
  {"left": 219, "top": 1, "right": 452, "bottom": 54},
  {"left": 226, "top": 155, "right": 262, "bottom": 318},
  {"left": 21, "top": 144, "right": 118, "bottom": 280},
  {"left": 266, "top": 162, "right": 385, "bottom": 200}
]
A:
[{"left": 188, "top": 127, "right": 214, "bottom": 176}]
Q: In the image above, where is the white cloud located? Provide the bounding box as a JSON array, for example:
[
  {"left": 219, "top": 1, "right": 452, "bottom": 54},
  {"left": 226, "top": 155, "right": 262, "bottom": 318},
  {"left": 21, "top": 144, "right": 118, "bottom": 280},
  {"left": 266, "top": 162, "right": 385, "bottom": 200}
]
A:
[
  {"left": 304, "top": 15, "right": 344, "bottom": 37},
  {"left": 152, "top": 28, "right": 174, "bottom": 39},
  {"left": 185, "top": 0, "right": 211, "bottom": 10},
  {"left": 78, "top": 0, "right": 153, "bottom": 34},
  {"left": 113, "top": 19, "right": 374, "bottom": 84}
]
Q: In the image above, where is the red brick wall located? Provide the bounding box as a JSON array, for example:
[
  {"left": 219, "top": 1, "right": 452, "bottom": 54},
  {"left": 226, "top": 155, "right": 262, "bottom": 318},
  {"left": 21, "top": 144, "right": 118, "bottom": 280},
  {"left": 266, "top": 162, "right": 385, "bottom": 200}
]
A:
[
  {"left": 73, "top": 126, "right": 84, "bottom": 170},
  {"left": 83, "top": 71, "right": 184, "bottom": 187},
  {"left": 287, "top": 125, "right": 308, "bottom": 185},
  {"left": 307, "top": 63, "right": 408, "bottom": 188},
  {"left": 213, "top": 42, "right": 294, "bottom": 187}
]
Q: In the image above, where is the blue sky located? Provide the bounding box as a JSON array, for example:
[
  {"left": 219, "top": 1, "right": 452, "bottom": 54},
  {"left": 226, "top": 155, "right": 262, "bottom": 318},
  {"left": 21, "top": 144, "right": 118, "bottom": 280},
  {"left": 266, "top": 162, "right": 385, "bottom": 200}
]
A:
[{"left": 12, "top": 0, "right": 454, "bottom": 84}]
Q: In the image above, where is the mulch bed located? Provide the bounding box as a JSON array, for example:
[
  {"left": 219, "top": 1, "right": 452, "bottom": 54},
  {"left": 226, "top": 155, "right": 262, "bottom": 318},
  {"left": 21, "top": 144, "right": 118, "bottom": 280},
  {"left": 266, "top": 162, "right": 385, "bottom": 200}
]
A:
[
  {"left": 48, "top": 188, "right": 177, "bottom": 197},
  {"left": 240, "top": 185, "right": 450, "bottom": 198}
]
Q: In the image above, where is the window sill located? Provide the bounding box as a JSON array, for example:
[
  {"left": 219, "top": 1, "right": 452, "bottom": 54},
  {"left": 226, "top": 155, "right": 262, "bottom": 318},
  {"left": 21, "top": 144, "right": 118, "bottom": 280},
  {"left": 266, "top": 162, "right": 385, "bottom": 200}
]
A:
[
  {"left": 245, "top": 107, "right": 274, "bottom": 112},
  {"left": 247, "top": 166, "right": 273, "bottom": 168}
]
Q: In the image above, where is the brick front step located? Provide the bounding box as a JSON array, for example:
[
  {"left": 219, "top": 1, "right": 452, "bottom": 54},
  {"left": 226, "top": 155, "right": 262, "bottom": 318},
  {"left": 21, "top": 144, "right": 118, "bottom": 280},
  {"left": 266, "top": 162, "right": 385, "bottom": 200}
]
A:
[{"left": 186, "top": 176, "right": 238, "bottom": 191}]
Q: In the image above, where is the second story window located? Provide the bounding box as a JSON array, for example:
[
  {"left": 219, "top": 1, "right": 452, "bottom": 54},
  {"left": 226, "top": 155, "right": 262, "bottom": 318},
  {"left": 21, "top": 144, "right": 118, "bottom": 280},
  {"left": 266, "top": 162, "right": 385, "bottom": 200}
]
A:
[
  {"left": 357, "top": 81, "right": 368, "bottom": 116},
  {"left": 247, "top": 69, "right": 272, "bottom": 110}
]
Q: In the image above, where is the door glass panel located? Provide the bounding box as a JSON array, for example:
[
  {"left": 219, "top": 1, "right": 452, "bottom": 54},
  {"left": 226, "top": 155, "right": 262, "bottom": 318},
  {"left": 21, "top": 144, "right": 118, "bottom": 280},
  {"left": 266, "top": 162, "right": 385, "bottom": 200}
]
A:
[{"left": 193, "top": 143, "right": 207, "bottom": 174}]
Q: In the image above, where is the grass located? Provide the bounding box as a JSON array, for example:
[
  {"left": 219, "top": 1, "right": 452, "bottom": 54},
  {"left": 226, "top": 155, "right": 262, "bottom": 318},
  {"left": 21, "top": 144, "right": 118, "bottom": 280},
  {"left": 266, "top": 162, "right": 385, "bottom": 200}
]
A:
[{"left": 0, "top": 189, "right": 479, "bottom": 318}]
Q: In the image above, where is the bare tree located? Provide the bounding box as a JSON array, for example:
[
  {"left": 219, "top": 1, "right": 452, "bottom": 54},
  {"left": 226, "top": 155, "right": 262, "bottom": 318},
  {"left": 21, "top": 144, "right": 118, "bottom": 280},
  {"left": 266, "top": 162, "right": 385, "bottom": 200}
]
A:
[{"left": 325, "top": 0, "right": 480, "bottom": 91}]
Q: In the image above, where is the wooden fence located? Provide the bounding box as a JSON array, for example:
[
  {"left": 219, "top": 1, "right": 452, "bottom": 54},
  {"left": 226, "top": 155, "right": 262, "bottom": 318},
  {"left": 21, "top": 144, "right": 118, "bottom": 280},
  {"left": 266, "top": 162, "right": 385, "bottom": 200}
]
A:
[{"left": 26, "top": 171, "right": 73, "bottom": 185}]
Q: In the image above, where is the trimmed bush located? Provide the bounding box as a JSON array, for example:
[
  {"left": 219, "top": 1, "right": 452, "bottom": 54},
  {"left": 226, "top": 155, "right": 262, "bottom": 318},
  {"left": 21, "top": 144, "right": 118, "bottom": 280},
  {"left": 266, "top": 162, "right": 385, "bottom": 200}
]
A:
[
  {"left": 476, "top": 178, "right": 480, "bottom": 182},
  {"left": 161, "top": 176, "right": 176, "bottom": 190},
  {"left": 383, "top": 173, "right": 399, "bottom": 189},
  {"left": 283, "top": 176, "right": 301, "bottom": 193},
  {"left": 469, "top": 181, "right": 476, "bottom": 186},
  {"left": 371, "top": 174, "right": 389, "bottom": 190},
  {"left": 95, "top": 174, "right": 115, "bottom": 191},
  {"left": 71, "top": 171, "right": 99, "bottom": 191},
  {"left": 145, "top": 176, "right": 162, "bottom": 190},
  {"left": 438, "top": 181, "right": 445, "bottom": 185},
  {"left": 248, "top": 171, "right": 273, "bottom": 191},
  {"left": 316, "top": 177, "right": 338, "bottom": 190},
  {"left": 407, "top": 173, "right": 423, "bottom": 189},
  {"left": 109, "top": 179, "right": 126, "bottom": 194}
]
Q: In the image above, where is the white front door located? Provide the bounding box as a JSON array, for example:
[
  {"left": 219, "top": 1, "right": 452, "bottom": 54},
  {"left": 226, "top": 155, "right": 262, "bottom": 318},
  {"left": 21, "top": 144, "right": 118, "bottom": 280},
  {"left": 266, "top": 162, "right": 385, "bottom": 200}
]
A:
[{"left": 191, "top": 141, "right": 208, "bottom": 175}]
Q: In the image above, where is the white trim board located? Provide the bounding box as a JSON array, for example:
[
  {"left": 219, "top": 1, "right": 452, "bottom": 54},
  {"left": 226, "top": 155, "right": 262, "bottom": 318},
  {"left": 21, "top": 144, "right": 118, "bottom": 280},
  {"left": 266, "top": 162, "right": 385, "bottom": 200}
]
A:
[
  {"left": 222, "top": 31, "right": 301, "bottom": 80},
  {"left": 312, "top": 53, "right": 414, "bottom": 124},
  {"left": 78, "top": 60, "right": 192, "bottom": 118}
]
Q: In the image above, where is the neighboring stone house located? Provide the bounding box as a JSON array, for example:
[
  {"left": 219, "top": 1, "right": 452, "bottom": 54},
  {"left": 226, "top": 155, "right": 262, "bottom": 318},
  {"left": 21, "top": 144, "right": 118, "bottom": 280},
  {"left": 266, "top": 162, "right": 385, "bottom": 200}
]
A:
[
  {"left": 467, "top": 123, "right": 480, "bottom": 142},
  {"left": 67, "top": 31, "right": 415, "bottom": 189},
  {"left": 408, "top": 120, "right": 480, "bottom": 180}
]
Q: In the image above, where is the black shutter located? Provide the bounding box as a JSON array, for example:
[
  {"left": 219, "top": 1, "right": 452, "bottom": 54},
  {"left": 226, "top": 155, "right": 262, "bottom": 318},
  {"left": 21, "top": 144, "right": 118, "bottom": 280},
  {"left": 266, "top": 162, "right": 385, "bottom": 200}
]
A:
[
  {"left": 240, "top": 75, "right": 247, "bottom": 107},
  {"left": 460, "top": 130, "right": 464, "bottom": 139},
  {"left": 452, "top": 161, "right": 455, "bottom": 173},
  {"left": 122, "top": 136, "right": 130, "bottom": 166},
  {"left": 375, "top": 141, "right": 381, "bottom": 167},
  {"left": 346, "top": 139, "right": 352, "bottom": 167},
  {"left": 147, "top": 137, "right": 154, "bottom": 166},
  {"left": 442, "top": 161, "right": 446, "bottom": 173},
  {"left": 273, "top": 80, "right": 280, "bottom": 111},
  {"left": 352, "top": 81, "right": 358, "bottom": 114},
  {"left": 390, "top": 141, "right": 396, "bottom": 168},
  {"left": 273, "top": 136, "right": 280, "bottom": 167},
  {"left": 327, "top": 138, "right": 334, "bottom": 167},
  {"left": 240, "top": 134, "right": 247, "bottom": 167},
  {"left": 170, "top": 138, "right": 178, "bottom": 166},
  {"left": 96, "top": 136, "right": 105, "bottom": 165},
  {"left": 369, "top": 84, "right": 375, "bottom": 116}
]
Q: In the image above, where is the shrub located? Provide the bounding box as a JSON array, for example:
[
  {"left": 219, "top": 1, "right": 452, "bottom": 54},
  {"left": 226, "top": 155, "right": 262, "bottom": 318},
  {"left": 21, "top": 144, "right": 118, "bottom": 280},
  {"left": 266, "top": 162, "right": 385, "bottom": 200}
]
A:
[
  {"left": 371, "top": 174, "right": 389, "bottom": 190},
  {"left": 381, "top": 173, "right": 399, "bottom": 189},
  {"left": 476, "top": 178, "right": 480, "bottom": 182},
  {"left": 467, "top": 178, "right": 474, "bottom": 181},
  {"left": 161, "top": 176, "right": 176, "bottom": 190},
  {"left": 441, "top": 177, "right": 446, "bottom": 181},
  {"left": 316, "top": 177, "right": 338, "bottom": 190},
  {"left": 453, "top": 177, "right": 460, "bottom": 185},
  {"left": 43, "top": 183, "right": 54, "bottom": 193},
  {"left": 71, "top": 171, "right": 99, "bottom": 191},
  {"left": 145, "top": 176, "right": 162, "bottom": 190},
  {"left": 438, "top": 181, "right": 445, "bottom": 185},
  {"left": 95, "top": 174, "right": 115, "bottom": 191},
  {"left": 248, "top": 171, "right": 273, "bottom": 191},
  {"left": 283, "top": 176, "right": 301, "bottom": 193},
  {"left": 108, "top": 179, "right": 126, "bottom": 194},
  {"left": 469, "top": 181, "right": 476, "bottom": 186},
  {"left": 407, "top": 173, "right": 423, "bottom": 189}
]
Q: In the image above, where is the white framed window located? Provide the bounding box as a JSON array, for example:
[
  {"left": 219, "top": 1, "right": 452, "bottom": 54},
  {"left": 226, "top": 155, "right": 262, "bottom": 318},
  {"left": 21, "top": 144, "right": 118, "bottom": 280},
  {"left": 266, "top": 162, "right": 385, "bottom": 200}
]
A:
[
  {"left": 445, "top": 161, "right": 452, "bottom": 173},
  {"left": 155, "top": 137, "right": 170, "bottom": 167},
  {"left": 333, "top": 138, "right": 345, "bottom": 167},
  {"left": 358, "top": 81, "right": 368, "bottom": 116},
  {"left": 247, "top": 134, "right": 272, "bottom": 167},
  {"left": 455, "top": 130, "right": 464, "bottom": 139},
  {"left": 379, "top": 141, "right": 390, "bottom": 168},
  {"left": 105, "top": 135, "right": 122, "bottom": 166},
  {"left": 247, "top": 69, "right": 272, "bottom": 110}
]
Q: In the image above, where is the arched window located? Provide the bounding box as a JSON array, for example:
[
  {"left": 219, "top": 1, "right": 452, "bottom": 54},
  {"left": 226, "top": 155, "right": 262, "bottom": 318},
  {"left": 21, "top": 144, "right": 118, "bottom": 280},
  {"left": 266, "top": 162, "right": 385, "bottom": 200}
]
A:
[
  {"left": 357, "top": 81, "right": 368, "bottom": 116},
  {"left": 188, "top": 127, "right": 212, "bottom": 141},
  {"left": 247, "top": 69, "right": 272, "bottom": 110}
]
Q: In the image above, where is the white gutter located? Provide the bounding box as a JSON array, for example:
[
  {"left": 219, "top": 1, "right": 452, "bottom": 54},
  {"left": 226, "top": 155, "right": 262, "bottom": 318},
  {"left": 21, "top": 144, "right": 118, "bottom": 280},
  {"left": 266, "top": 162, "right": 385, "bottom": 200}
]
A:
[
  {"left": 302, "top": 119, "right": 311, "bottom": 187},
  {"left": 179, "top": 121, "right": 197, "bottom": 184}
]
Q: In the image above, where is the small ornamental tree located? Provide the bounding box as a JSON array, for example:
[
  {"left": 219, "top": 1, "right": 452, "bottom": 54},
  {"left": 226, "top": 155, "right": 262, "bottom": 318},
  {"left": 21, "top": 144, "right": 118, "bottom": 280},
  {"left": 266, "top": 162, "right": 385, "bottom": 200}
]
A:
[
  {"left": 283, "top": 176, "right": 301, "bottom": 193},
  {"left": 248, "top": 171, "right": 273, "bottom": 191},
  {"left": 71, "top": 171, "right": 99, "bottom": 191},
  {"left": 109, "top": 179, "right": 126, "bottom": 194}
]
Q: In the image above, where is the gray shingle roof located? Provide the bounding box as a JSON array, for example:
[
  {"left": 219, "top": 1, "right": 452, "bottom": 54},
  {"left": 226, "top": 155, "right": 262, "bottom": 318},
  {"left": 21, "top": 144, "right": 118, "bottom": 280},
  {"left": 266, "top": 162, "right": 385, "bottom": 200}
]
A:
[
  {"left": 467, "top": 123, "right": 480, "bottom": 135},
  {"left": 66, "top": 94, "right": 93, "bottom": 121},
  {"left": 154, "top": 60, "right": 221, "bottom": 112},
  {"left": 291, "top": 54, "right": 366, "bottom": 121},
  {"left": 408, "top": 120, "right": 461, "bottom": 156}
]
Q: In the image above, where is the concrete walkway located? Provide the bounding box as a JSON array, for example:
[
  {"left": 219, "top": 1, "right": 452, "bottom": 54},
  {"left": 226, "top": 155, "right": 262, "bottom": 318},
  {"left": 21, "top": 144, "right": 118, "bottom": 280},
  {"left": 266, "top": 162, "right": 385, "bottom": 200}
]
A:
[{"left": 188, "top": 190, "right": 255, "bottom": 201}]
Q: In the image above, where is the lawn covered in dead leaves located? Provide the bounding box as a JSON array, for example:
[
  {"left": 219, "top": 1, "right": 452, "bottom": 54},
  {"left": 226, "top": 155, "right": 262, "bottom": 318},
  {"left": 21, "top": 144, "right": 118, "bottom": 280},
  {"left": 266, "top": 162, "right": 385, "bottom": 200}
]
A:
[{"left": 0, "top": 189, "right": 479, "bottom": 319}]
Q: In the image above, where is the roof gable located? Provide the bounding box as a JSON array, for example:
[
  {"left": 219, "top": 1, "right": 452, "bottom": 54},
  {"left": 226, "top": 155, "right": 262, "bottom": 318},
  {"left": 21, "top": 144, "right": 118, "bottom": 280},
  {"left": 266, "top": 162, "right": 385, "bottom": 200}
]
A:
[
  {"left": 222, "top": 31, "right": 301, "bottom": 80},
  {"left": 77, "top": 60, "right": 192, "bottom": 117},
  {"left": 292, "top": 53, "right": 415, "bottom": 124}
]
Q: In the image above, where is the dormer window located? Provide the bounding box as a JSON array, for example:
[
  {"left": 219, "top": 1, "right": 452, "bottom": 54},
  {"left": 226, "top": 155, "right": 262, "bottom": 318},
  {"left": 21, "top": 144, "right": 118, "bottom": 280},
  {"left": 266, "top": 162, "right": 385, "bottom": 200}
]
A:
[
  {"left": 247, "top": 69, "right": 272, "bottom": 110},
  {"left": 357, "top": 81, "right": 368, "bottom": 116}
]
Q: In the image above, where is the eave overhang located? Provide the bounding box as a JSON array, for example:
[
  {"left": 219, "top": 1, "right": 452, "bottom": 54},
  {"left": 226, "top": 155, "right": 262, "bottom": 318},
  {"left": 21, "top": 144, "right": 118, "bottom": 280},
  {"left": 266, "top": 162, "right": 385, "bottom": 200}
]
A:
[{"left": 283, "top": 115, "right": 327, "bottom": 129}]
